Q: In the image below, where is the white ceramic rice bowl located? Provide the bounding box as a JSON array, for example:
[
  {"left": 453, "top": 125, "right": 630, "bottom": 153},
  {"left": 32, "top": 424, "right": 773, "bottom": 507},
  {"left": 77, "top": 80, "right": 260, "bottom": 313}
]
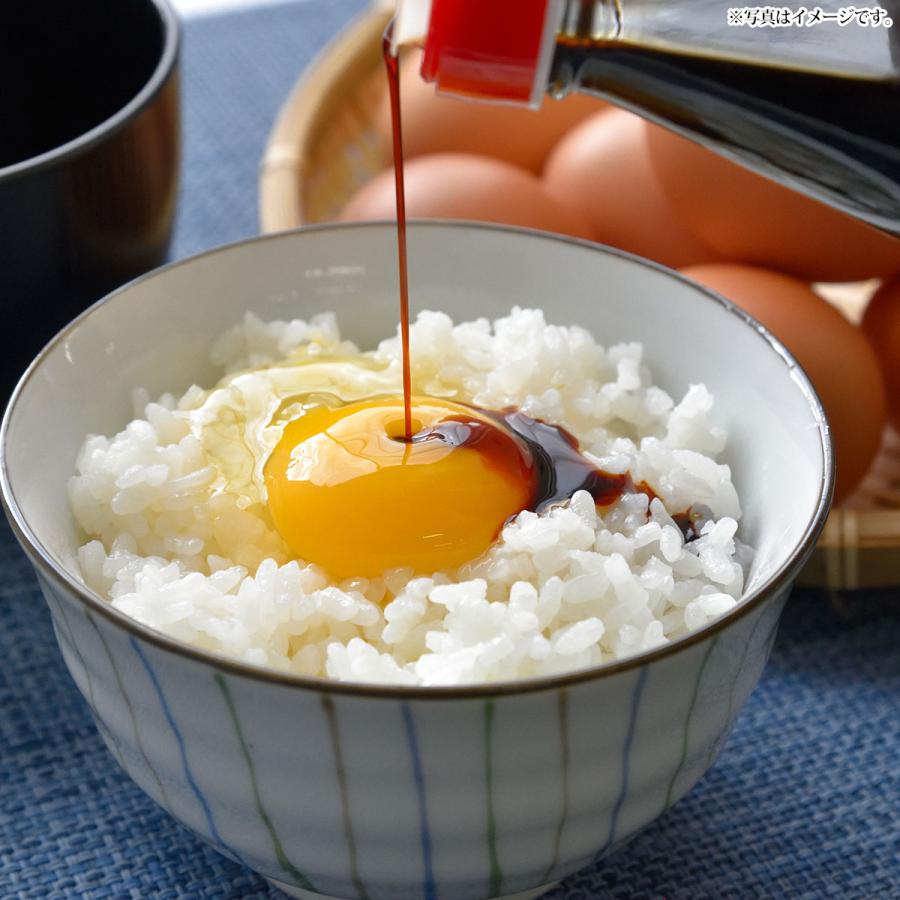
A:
[{"left": 1, "top": 223, "right": 832, "bottom": 900}]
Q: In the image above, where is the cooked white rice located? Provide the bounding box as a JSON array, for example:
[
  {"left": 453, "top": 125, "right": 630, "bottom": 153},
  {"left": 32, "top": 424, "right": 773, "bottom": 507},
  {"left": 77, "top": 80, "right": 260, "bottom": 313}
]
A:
[{"left": 69, "top": 308, "right": 749, "bottom": 686}]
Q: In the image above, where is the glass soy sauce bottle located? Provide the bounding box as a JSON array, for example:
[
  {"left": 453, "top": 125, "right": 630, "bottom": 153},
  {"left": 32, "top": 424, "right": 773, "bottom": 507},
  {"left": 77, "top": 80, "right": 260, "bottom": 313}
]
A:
[{"left": 392, "top": 0, "right": 900, "bottom": 236}]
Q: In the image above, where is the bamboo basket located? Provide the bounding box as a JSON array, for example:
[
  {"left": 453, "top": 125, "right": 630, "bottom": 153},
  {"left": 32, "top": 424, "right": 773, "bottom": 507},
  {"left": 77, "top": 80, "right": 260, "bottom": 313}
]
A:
[{"left": 259, "top": 3, "right": 900, "bottom": 591}]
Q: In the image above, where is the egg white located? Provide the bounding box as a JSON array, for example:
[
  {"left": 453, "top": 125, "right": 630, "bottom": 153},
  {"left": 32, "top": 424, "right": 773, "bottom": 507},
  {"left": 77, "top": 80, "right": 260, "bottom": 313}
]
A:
[{"left": 179, "top": 355, "right": 400, "bottom": 508}]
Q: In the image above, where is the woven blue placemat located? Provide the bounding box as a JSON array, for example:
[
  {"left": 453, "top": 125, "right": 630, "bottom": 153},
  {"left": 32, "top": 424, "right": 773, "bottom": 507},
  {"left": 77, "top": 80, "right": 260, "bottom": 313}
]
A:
[{"left": 2, "top": 2, "right": 899, "bottom": 897}]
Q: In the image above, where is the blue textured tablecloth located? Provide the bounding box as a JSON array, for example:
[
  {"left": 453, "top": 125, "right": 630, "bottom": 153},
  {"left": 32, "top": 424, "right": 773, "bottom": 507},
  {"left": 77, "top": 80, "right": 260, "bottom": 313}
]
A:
[{"left": 2, "top": 2, "right": 899, "bottom": 897}]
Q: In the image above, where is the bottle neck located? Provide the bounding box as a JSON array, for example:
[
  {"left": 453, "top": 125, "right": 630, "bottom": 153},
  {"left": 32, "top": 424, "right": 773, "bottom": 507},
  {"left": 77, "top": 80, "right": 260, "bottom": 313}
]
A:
[{"left": 558, "top": 0, "right": 620, "bottom": 43}]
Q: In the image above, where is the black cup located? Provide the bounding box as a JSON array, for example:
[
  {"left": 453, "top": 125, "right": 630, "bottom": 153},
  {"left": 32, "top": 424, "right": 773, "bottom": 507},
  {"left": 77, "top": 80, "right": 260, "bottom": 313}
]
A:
[{"left": 0, "top": 0, "right": 180, "bottom": 398}]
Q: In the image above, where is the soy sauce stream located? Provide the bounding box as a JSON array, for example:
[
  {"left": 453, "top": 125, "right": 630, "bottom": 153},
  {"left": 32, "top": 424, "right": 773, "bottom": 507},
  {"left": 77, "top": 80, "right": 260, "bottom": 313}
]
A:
[
  {"left": 381, "top": 24, "right": 702, "bottom": 540},
  {"left": 383, "top": 26, "right": 413, "bottom": 442}
]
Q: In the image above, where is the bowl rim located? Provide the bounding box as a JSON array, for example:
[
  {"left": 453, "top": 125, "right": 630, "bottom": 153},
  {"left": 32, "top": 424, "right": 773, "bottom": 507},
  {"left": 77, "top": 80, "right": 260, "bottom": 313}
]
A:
[
  {"left": 0, "top": 220, "right": 835, "bottom": 699},
  {"left": 0, "top": 0, "right": 180, "bottom": 184}
]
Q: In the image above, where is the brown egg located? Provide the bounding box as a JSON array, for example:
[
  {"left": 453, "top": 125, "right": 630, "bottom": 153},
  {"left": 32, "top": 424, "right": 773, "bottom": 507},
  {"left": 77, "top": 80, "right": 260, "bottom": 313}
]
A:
[
  {"left": 339, "top": 153, "right": 595, "bottom": 241},
  {"left": 681, "top": 263, "right": 887, "bottom": 503},
  {"left": 374, "top": 50, "right": 605, "bottom": 174},
  {"left": 861, "top": 275, "right": 900, "bottom": 429},
  {"left": 649, "top": 128, "right": 900, "bottom": 282},
  {"left": 543, "top": 109, "right": 718, "bottom": 269}
]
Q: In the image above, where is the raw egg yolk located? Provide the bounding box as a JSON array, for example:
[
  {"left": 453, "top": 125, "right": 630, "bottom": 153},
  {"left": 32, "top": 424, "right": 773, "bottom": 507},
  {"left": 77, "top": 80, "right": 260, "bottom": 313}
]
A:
[{"left": 264, "top": 396, "right": 534, "bottom": 579}]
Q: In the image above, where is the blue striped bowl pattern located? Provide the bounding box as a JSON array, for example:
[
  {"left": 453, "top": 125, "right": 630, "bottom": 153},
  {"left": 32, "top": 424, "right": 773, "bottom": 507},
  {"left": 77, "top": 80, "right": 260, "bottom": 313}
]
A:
[
  {"left": 38, "top": 567, "right": 786, "bottom": 900},
  {"left": 1, "top": 224, "right": 831, "bottom": 900}
]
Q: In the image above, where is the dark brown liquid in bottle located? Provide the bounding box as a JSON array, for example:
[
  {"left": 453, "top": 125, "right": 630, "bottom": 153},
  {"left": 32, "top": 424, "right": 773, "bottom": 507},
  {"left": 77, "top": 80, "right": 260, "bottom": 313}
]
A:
[
  {"left": 555, "top": 39, "right": 900, "bottom": 233},
  {"left": 383, "top": 29, "right": 414, "bottom": 441}
]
